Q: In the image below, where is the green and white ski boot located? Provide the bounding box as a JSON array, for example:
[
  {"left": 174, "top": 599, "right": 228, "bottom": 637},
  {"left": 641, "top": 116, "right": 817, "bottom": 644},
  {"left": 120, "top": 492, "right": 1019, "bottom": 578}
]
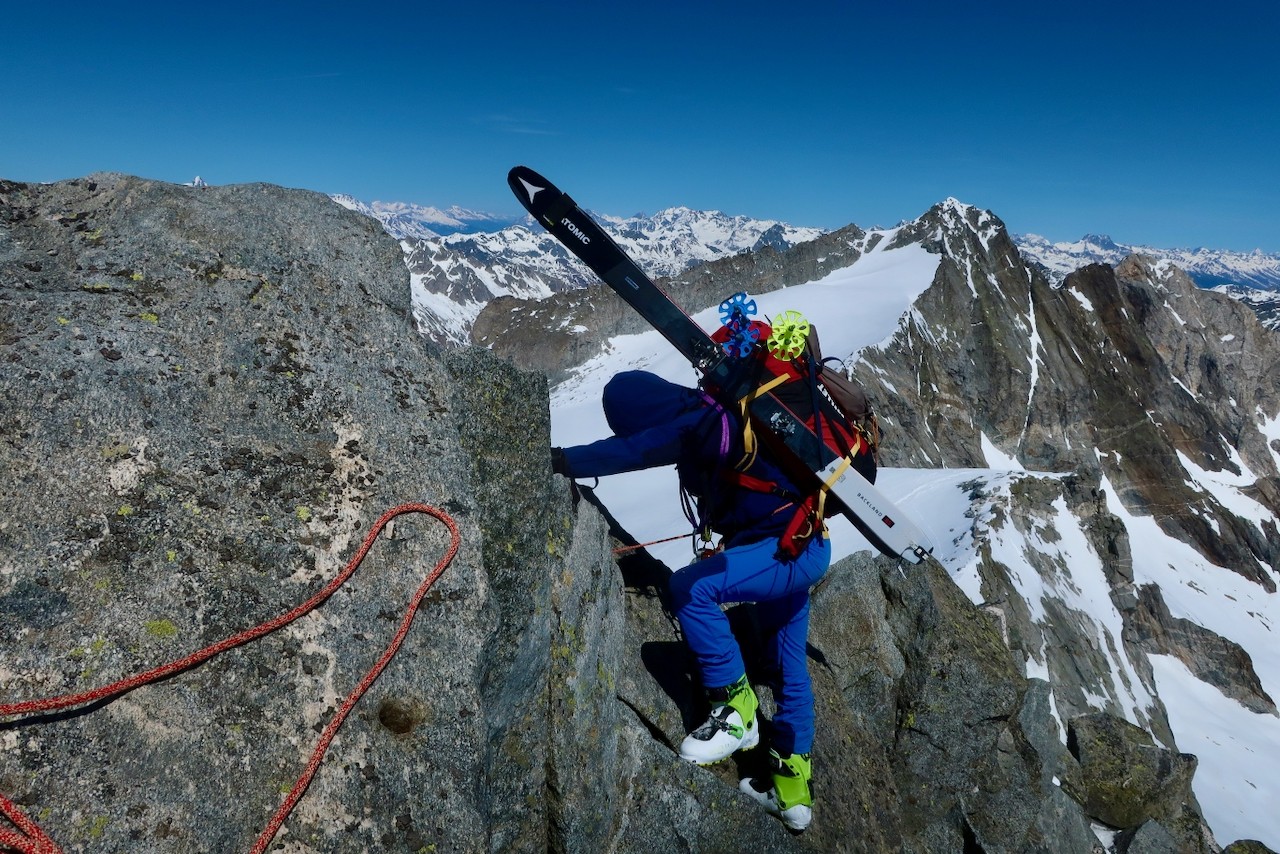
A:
[
  {"left": 740, "top": 750, "right": 813, "bottom": 832},
  {"left": 679, "top": 674, "right": 759, "bottom": 764}
]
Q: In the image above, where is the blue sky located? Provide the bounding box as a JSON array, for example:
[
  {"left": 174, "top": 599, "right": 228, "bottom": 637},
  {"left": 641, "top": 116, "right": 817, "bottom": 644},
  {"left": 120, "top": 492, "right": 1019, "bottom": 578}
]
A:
[{"left": 2, "top": 1, "right": 1276, "bottom": 251}]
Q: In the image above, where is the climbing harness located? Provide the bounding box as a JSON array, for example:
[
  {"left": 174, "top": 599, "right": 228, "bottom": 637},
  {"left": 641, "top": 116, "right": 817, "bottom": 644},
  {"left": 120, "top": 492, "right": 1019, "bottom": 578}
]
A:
[{"left": 0, "top": 502, "right": 461, "bottom": 854}]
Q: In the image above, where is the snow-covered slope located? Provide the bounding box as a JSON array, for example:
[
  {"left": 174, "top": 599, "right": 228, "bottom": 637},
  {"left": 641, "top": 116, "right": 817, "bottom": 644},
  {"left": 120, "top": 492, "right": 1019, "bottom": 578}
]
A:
[{"left": 550, "top": 229, "right": 940, "bottom": 568}]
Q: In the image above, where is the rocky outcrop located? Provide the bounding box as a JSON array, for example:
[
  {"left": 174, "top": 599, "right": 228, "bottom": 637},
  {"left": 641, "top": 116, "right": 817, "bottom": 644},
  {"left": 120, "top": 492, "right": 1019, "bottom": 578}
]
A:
[
  {"left": 838, "top": 203, "right": 1279, "bottom": 733},
  {"left": 0, "top": 174, "right": 576, "bottom": 852},
  {"left": 563, "top": 498, "right": 1222, "bottom": 853},
  {"left": 1065, "top": 713, "right": 1207, "bottom": 852},
  {"left": 1129, "top": 585, "right": 1276, "bottom": 716}
]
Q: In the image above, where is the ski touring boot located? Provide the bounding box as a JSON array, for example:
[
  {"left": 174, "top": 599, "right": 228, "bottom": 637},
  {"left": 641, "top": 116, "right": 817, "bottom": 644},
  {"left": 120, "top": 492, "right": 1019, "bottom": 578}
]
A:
[
  {"left": 740, "top": 750, "right": 813, "bottom": 832},
  {"left": 679, "top": 674, "right": 759, "bottom": 764}
]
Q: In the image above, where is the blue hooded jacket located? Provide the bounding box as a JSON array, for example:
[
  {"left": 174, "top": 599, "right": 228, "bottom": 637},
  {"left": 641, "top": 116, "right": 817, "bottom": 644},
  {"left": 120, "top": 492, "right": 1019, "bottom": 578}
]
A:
[{"left": 561, "top": 371, "right": 803, "bottom": 548}]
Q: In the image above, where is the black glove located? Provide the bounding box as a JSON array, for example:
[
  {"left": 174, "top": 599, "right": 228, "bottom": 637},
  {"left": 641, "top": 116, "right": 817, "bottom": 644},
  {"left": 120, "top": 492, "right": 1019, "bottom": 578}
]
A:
[{"left": 550, "top": 447, "right": 568, "bottom": 476}]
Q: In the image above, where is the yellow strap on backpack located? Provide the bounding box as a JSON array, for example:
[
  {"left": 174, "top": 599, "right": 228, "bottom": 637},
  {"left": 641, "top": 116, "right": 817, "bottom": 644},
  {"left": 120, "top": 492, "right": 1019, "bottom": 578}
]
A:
[
  {"left": 815, "top": 453, "right": 854, "bottom": 522},
  {"left": 733, "top": 373, "right": 793, "bottom": 471}
]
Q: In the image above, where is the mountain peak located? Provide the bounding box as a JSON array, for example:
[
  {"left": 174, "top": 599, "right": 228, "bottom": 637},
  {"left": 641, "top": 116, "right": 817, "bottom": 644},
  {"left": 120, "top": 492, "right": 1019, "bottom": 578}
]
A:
[
  {"left": 923, "top": 198, "right": 1000, "bottom": 232},
  {"left": 891, "top": 198, "right": 1008, "bottom": 256},
  {"left": 1080, "top": 233, "right": 1120, "bottom": 251},
  {"left": 939, "top": 196, "right": 974, "bottom": 211}
]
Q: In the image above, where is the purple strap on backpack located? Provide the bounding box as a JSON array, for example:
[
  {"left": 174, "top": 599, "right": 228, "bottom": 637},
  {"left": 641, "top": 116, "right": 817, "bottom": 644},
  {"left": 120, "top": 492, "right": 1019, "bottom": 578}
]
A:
[{"left": 700, "top": 391, "right": 732, "bottom": 462}]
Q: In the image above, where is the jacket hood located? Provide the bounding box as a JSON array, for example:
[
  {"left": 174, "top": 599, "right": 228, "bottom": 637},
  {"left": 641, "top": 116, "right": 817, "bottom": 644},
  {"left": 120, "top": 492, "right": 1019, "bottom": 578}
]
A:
[{"left": 602, "top": 371, "right": 699, "bottom": 436}]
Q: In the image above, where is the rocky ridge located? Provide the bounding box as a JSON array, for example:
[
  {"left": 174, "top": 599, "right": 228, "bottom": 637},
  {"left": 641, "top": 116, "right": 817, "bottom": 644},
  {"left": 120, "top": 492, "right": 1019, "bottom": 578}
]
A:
[
  {"left": 0, "top": 175, "right": 1274, "bottom": 853},
  {"left": 0, "top": 174, "right": 570, "bottom": 852}
]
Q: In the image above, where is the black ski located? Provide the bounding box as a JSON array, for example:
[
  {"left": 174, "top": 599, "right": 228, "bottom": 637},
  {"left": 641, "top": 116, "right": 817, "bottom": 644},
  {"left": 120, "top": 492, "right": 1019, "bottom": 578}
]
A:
[{"left": 509, "top": 165, "right": 933, "bottom": 564}]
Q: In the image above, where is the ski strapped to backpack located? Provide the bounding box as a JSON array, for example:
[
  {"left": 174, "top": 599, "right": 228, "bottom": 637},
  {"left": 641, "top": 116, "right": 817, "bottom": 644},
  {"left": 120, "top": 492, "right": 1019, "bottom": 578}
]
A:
[
  {"left": 708, "top": 297, "right": 881, "bottom": 559},
  {"left": 508, "top": 165, "right": 933, "bottom": 564}
]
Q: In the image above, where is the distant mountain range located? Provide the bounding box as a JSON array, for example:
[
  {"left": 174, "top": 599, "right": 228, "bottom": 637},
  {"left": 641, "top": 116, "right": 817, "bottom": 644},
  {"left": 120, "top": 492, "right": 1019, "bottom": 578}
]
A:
[
  {"left": 1014, "top": 233, "right": 1280, "bottom": 331},
  {"left": 331, "top": 194, "right": 1280, "bottom": 338},
  {"left": 1013, "top": 232, "right": 1280, "bottom": 289},
  {"left": 354, "top": 199, "right": 825, "bottom": 343},
  {"left": 329, "top": 194, "right": 524, "bottom": 241}
]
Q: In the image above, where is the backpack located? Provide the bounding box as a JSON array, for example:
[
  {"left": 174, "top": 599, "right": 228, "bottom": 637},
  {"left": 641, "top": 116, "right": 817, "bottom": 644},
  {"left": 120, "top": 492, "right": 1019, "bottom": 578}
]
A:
[{"left": 706, "top": 319, "right": 881, "bottom": 558}]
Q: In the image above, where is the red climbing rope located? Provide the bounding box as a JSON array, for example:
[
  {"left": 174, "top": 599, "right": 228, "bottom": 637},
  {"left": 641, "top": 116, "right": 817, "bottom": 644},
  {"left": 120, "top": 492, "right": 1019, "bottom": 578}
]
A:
[
  {"left": 0, "top": 803, "right": 56, "bottom": 854},
  {"left": 611, "top": 531, "right": 692, "bottom": 556},
  {"left": 0, "top": 501, "right": 461, "bottom": 854}
]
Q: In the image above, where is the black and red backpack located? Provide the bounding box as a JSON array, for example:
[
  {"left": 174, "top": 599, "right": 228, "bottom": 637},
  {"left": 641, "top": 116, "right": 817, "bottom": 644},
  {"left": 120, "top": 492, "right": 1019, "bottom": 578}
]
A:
[{"left": 705, "top": 318, "right": 880, "bottom": 558}]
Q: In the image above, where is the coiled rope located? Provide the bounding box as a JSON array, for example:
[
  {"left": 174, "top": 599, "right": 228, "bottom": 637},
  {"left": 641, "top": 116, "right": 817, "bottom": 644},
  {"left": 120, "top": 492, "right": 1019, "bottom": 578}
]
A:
[{"left": 0, "top": 501, "right": 461, "bottom": 854}]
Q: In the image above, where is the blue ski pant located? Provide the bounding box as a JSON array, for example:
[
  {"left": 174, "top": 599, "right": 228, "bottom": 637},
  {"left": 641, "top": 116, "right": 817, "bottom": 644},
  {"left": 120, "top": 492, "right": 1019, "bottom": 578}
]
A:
[{"left": 667, "top": 534, "right": 831, "bottom": 756}]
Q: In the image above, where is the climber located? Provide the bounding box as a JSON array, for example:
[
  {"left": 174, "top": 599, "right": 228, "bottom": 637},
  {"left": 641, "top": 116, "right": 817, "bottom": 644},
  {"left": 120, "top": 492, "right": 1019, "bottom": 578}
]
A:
[{"left": 550, "top": 370, "right": 826, "bottom": 832}]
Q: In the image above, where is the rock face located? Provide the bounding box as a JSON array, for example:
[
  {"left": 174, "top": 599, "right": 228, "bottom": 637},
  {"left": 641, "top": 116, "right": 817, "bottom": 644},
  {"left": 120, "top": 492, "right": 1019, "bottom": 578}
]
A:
[
  {"left": 0, "top": 174, "right": 576, "bottom": 852},
  {"left": 856, "top": 219, "right": 1280, "bottom": 589},
  {"left": 841, "top": 206, "right": 1280, "bottom": 748},
  {"left": 1066, "top": 714, "right": 1199, "bottom": 838},
  {"left": 0, "top": 175, "right": 1254, "bottom": 853}
]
